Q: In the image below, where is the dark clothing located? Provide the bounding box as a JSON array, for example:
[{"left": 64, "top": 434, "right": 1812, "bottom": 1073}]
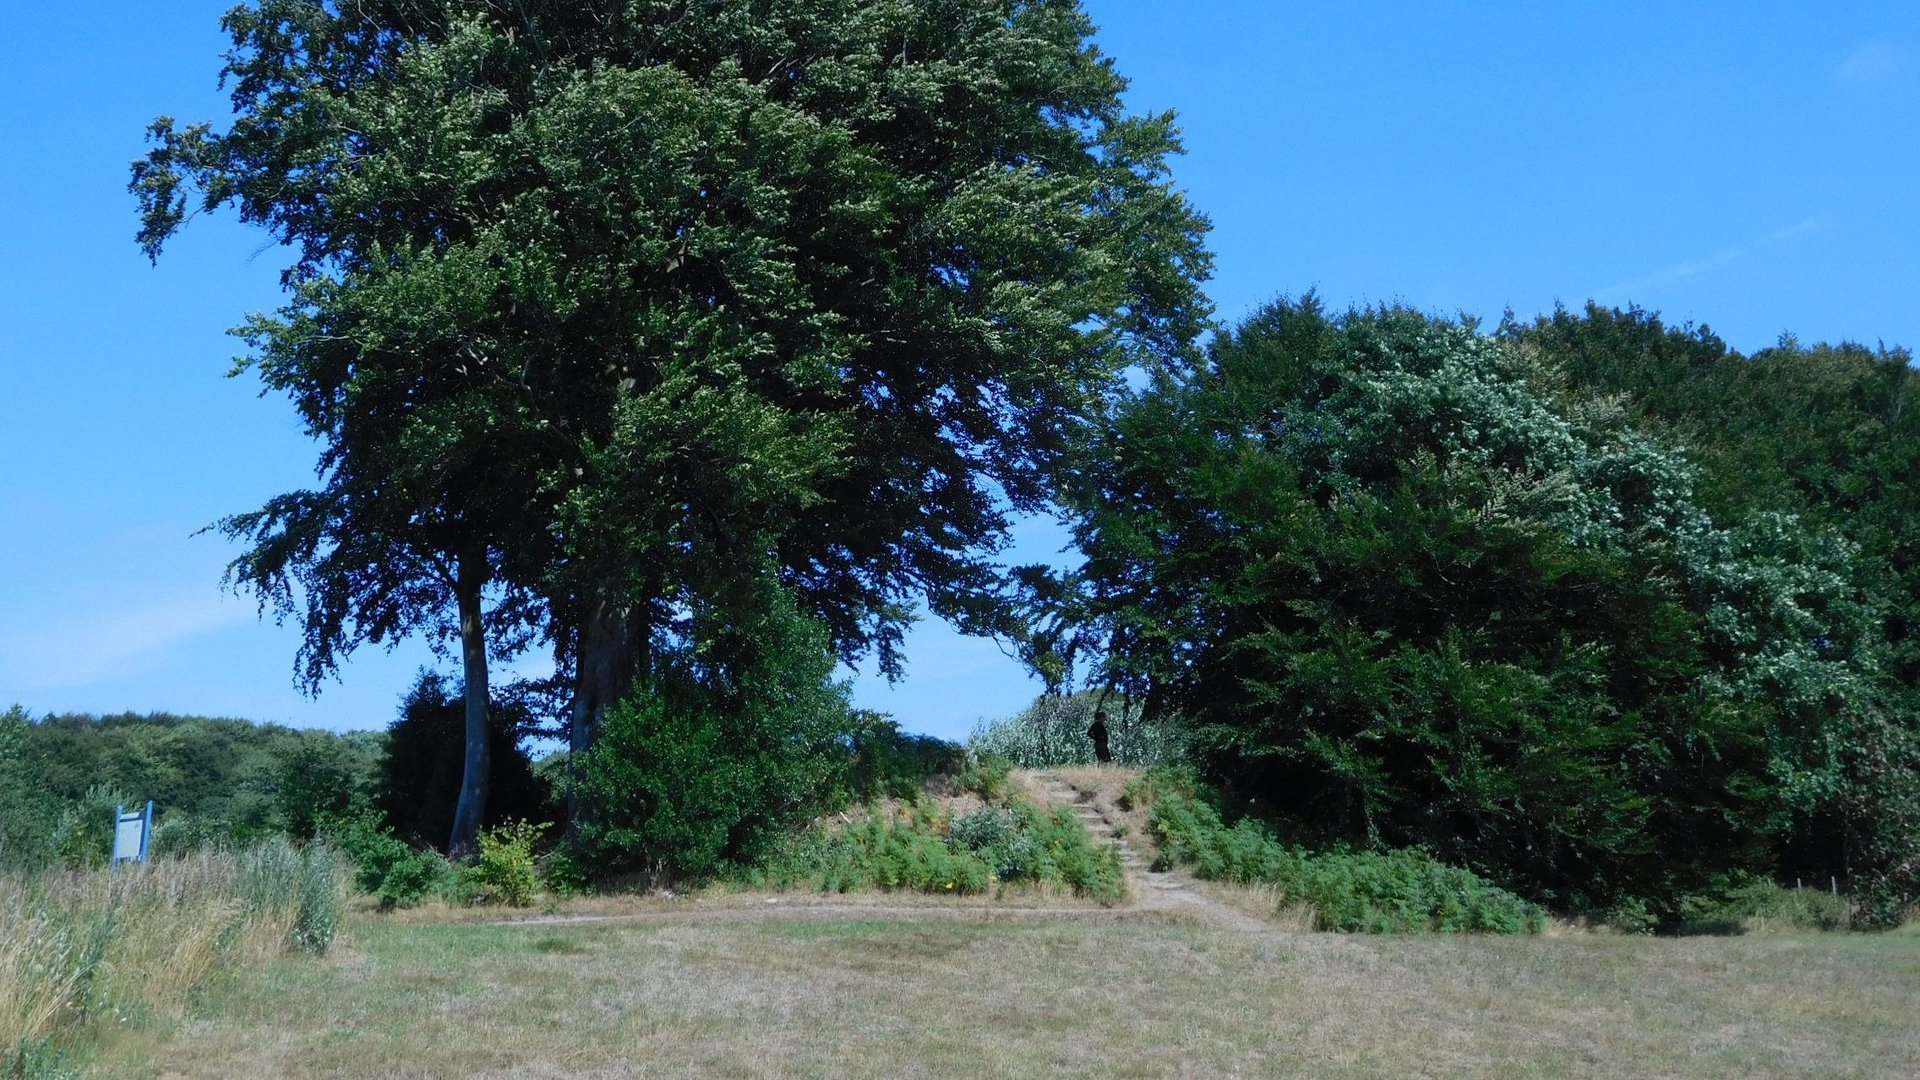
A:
[{"left": 1087, "top": 717, "right": 1113, "bottom": 764}]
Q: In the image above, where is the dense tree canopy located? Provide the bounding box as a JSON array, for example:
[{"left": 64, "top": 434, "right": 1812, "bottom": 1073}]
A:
[
  {"left": 1507, "top": 305, "right": 1920, "bottom": 917},
  {"left": 1038, "top": 299, "right": 1896, "bottom": 915},
  {"left": 134, "top": 0, "right": 1212, "bottom": 850},
  {"left": 0, "top": 708, "right": 384, "bottom": 868}
]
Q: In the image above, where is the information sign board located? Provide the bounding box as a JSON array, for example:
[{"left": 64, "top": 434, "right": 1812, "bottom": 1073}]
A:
[{"left": 112, "top": 801, "right": 153, "bottom": 863}]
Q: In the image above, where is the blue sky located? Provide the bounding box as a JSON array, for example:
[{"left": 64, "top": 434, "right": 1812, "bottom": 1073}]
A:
[{"left": 1, "top": 2, "right": 1915, "bottom": 740}]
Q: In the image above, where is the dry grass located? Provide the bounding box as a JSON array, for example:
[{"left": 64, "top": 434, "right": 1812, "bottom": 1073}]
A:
[
  {"left": 0, "top": 842, "right": 343, "bottom": 1055},
  {"left": 89, "top": 907, "right": 1920, "bottom": 1079},
  {"left": 1027, "top": 766, "right": 1153, "bottom": 841}
]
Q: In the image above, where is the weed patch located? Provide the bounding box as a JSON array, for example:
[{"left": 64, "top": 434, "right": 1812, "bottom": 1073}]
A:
[
  {"left": 0, "top": 841, "right": 345, "bottom": 1056},
  {"left": 1149, "top": 794, "right": 1544, "bottom": 933},
  {"left": 744, "top": 797, "right": 1126, "bottom": 904}
]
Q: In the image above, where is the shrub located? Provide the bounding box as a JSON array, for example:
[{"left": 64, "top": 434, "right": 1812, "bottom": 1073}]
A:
[
  {"left": 540, "top": 847, "right": 591, "bottom": 898},
  {"left": 147, "top": 812, "right": 234, "bottom": 858},
  {"left": 948, "top": 806, "right": 1017, "bottom": 856},
  {"left": 835, "top": 712, "right": 965, "bottom": 804},
  {"left": 1679, "top": 880, "right": 1852, "bottom": 934},
  {"left": 46, "top": 787, "right": 124, "bottom": 871},
  {"left": 574, "top": 598, "right": 856, "bottom": 879},
  {"left": 954, "top": 752, "right": 1014, "bottom": 803},
  {"left": 748, "top": 799, "right": 1127, "bottom": 904},
  {"left": 0, "top": 705, "right": 56, "bottom": 870},
  {"left": 466, "top": 821, "right": 547, "bottom": 907},
  {"left": 1119, "top": 765, "right": 1199, "bottom": 813},
  {"left": 324, "top": 811, "right": 450, "bottom": 910},
  {"left": 1150, "top": 793, "right": 1544, "bottom": 933},
  {"left": 1059, "top": 301, "right": 1887, "bottom": 917},
  {"left": 381, "top": 850, "right": 456, "bottom": 910},
  {"left": 274, "top": 733, "right": 363, "bottom": 841}
]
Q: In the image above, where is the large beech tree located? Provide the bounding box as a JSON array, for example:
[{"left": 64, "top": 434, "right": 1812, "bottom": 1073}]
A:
[{"left": 134, "top": 0, "right": 1210, "bottom": 849}]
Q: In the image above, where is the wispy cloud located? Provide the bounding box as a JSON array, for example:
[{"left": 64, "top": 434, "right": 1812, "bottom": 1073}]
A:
[
  {"left": 1593, "top": 216, "right": 1829, "bottom": 303},
  {"left": 1595, "top": 247, "right": 1744, "bottom": 301},
  {"left": 0, "top": 591, "right": 254, "bottom": 690},
  {"left": 1764, "top": 215, "right": 1830, "bottom": 243},
  {"left": 1836, "top": 40, "right": 1903, "bottom": 87}
]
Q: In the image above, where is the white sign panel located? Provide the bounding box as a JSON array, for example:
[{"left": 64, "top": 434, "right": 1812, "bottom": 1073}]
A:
[{"left": 112, "top": 803, "right": 151, "bottom": 863}]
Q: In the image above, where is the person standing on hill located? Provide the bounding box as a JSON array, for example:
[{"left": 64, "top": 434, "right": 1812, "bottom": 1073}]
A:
[{"left": 1088, "top": 710, "right": 1113, "bottom": 765}]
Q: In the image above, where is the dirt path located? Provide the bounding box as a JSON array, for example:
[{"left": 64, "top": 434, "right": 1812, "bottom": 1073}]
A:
[{"left": 1029, "top": 770, "right": 1271, "bottom": 931}]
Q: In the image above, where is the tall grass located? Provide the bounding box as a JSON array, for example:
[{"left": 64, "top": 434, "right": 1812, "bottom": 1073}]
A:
[{"left": 0, "top": 839, "right": 344, "bottom": 1056}]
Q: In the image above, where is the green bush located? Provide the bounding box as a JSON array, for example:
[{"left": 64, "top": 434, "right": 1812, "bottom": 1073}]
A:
[
  {"left": 324, "top": 812, "right": 450, "bottom": 910},
  {"left": 1679, "top": 880, "right": 1852, "bottom": 934},
  {"left": 751, "top": 805, "right": 991, "bottom": 895},
  {"left": 274, "top": 734, "right": 363, "bottom": 841},
  {"left": 954, "top": 752, "right": 1013, "bottom": 803},
  {"left": 748, "top": 798, "right": 1127, "bottom": 904},
  {"left": 147, "top": 812, "right": 234, "bottom": 858},
  {"left": 573, "top": 597, "right": 856, "bottom": 879},
  {"left": 0, "top": 705, "right": 55, "bottom": 869},
  {"left": 465, "top": 821, "right": 547, "bottom": 907},
  {"left": 1057, "top": 301, "right": 1889, "bottom": 917},
  {"left": 836, "top": 712, "right": 964, "bottom": 804},
  {"left": 540, "top": 847, "right": 591, "bottom": 898},
  {"left": 49, "top": 787, "right": 125, "bottom": 870},
  {"left": 1119, "top": 766, "right": 1199, "bottom": 813},
  {"left": 1150, "top": 793, "right": 1544, "bottom": 933},
  {"left": 381, "top": 850, "right": 456, "bottom": 910}
]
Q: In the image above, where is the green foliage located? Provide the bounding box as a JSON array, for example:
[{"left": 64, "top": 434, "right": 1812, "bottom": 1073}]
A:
[
  {"left": 378, "top": 672, "right": 552, "bottom": 848},
  {"left": 274, "top": 733, "right": 364, "bottom": 841},
  {"left": 538, "top": 847, "right": 591, "bottom": 899},
  {"left": 466, "top": 821, "right": 548, "bottom": 908},
  {"left": 836, "top": 712, "right": 965, "bottom": 804},
  {"left": 0, "top": 705, "right": 55, "bottom": 867},
  {"left": 325, "top": 812, "right": 451, "bottom": 911},
  {"left": 969, "top": 693, "right": 1183, "bottom": 768},
  {"left": 1510, "top": 304, "right": 1920, "bottom": 918},
  {"left": 573, "top": 597, "right": 856, "bottom": 879},
  {"left": 1119, "top": 766, "right": 1199, "bottom": 813},
  {"left": 1047, "top": 299, "right": 1882, "bottom": 916},
  {"left": 1677, "top": 880, "right": 1852, "bottom": 935},
  {"left": 749, "top": 798, "right": 1127, "bottom": 904},
  {"left": 135, "top": 3, "right": 1213, "bottom": 815},
  {"left": 792, "top": 808, "right": 995, "bottom": 896},
  {"left": 2, "top": 711, "right": 383, "bottom": 865},
  {"left": 1149, "top": 794, "right": 1544, "bottom": 934},
  {"left": 954, "top": 753, "right": 1015, "bottom": 804},
  {"left": 47, "top": 787, "right": 125, "bottom": 871},
  {"left": 990, "top": 804, "right": 1129, "bottom": 904}
]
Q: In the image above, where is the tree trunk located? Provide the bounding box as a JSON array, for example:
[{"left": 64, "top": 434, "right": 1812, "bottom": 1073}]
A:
[
  {"left": 565, "top": 595, "right": 640, "bottom": 830},
  {"left": 448, "top": 550, "right": 492, "bottom": 859}
]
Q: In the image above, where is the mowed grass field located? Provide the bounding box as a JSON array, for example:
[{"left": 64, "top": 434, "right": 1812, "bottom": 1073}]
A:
[{"left": 91, "top": 906, "right": 1920, "bottom": 1079}]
